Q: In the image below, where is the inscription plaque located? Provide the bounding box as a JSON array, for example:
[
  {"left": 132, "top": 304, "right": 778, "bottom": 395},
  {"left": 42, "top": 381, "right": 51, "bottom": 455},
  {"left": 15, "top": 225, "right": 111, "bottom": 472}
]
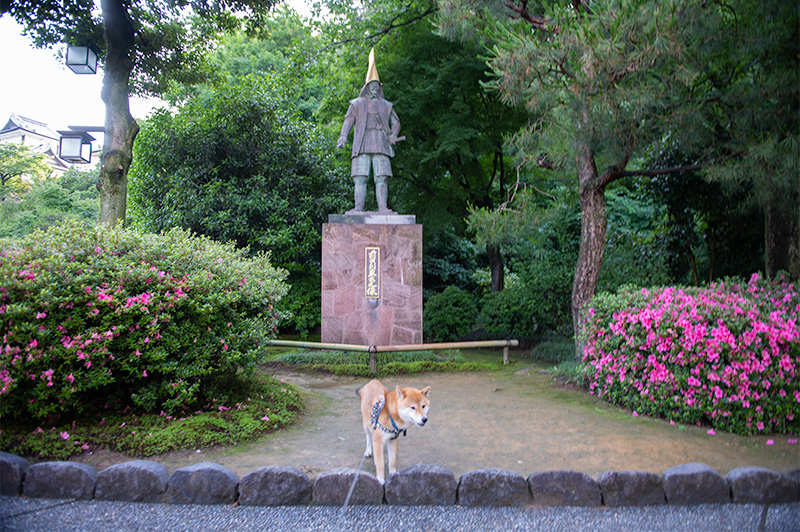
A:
[{"left": 365, "top": 246, "right": 380, "bottom": 299}]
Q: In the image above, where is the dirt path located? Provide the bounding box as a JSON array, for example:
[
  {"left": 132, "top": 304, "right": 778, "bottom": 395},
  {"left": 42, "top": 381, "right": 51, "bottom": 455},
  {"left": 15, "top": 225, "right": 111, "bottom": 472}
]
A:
[{"left": 71, "top": 364, "right": 800, "bottom": 479}]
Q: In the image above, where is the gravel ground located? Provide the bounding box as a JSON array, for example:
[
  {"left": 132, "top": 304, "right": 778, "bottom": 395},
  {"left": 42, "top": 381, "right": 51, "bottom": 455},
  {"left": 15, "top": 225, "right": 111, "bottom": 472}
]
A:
[{"left": 2, "top": 497, "right": 799, "bottom": 532}]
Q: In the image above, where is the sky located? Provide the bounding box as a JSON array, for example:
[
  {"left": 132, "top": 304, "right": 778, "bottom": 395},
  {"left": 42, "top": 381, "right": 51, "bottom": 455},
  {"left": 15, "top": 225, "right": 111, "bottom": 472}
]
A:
[{"left": 0, "top": 1, "right": 312, "bottom": 142}]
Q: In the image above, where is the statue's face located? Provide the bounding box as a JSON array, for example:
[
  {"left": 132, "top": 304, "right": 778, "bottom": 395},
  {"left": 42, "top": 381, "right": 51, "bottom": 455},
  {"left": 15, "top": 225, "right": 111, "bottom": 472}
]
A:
[{"left": 367, "top": 81, "right": 380, "bottom": 100}]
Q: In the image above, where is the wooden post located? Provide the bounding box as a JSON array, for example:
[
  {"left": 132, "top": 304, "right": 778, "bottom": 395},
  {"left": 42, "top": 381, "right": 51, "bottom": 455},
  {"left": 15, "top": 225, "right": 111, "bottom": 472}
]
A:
[
  {"left": 369, "top": 346, "right": 377, "bottom": 375},
  {"left": 503, "top": 346, "right": 509, "bottom": 365}
]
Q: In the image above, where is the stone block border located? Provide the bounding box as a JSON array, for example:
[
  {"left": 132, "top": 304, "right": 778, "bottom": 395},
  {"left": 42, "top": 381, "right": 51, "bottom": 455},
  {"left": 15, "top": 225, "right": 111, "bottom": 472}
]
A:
[{"left": 1, "top": 452, "right": 798, "bottom": 507}]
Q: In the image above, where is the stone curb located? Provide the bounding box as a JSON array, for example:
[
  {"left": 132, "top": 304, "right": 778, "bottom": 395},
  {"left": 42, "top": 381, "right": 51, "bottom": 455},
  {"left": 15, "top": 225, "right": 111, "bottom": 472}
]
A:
[{"left": 2, "top": 453, "right": 798, "bottom": 508}]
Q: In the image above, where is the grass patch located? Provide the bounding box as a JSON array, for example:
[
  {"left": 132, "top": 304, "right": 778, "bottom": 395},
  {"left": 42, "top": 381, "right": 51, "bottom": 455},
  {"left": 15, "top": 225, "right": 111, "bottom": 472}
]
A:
[
  {"left": 272, "top": 349, "right": 499, "bottom": 377},
  {"left": 549, "top": 359, "right": 585, "bottom": 386},
  {"left": 0, "top": 373, "right": 303, "bottom": 461},
  {"left": 529, "top": 339, "right": 576, "bottom": 363}
]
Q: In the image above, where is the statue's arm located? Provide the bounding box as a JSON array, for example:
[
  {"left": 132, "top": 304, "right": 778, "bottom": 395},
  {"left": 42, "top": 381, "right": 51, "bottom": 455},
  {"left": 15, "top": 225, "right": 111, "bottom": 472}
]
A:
[
  {"left": 337, "top": 104, "right": 356, "bottom": 149},
  {"left": 388, "top": 108, "right": 401, "bottom": 144}
]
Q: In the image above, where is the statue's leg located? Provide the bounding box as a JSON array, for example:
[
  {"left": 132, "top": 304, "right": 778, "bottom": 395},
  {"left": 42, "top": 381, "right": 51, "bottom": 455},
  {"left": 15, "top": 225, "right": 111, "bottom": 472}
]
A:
[
  {"left": 373, "top": 155, "right": 393, "bottom": 213},
  {"left": 353, "top": 175, "right": 368, "bottom": 212},
  {"left": 375, "top": 174, "right": 389, "bottom": 212}
]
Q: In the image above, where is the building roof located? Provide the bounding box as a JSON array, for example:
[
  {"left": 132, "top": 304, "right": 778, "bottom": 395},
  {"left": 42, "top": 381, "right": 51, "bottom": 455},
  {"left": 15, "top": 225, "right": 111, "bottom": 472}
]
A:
[{"left": 0, "top": 114, "right": 60, "bottom": 142}]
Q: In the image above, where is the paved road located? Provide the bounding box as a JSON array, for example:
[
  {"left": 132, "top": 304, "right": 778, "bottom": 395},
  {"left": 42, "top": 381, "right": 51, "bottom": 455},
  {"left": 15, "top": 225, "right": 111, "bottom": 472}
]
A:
[{"left": 2, "top": 497, "right": 798, "bottom": 531}]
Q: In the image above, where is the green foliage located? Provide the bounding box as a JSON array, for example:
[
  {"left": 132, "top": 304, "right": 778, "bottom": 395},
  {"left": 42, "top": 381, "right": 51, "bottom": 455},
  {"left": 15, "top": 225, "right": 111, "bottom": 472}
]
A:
[
  {"left": 129, "top": 74, "right": 347, "bottom": 267},
  {"left": 276, "top": 349, "right": 466, "bottom": 365},
  {"left": 167, "top": 7, "right": 326, "bottom": 121},
  {"left": 0, "top": 166, "right": 99, "bottom": 239},
  {"left": 531, "top": 340, "right": 576, "bottom": 364},
  {"left": 478, "top": 289, "right": 537, "bottom": 340},
  {"left": 640, "top": 154, "right": 763, "bottom": 285},
  {"left": 0, "top": 220, "right": 288, "bottom": 422},
  {"left": 272, "top": 348, "right": 497, "bottom": 377},
  {"left": 328, "top": 360, "right": 498, "bottom": 378},
  {"left": 498, "top": 191, "right": 580, "bottom": 337},
  {"left": 423, "top": 286, "right": 478, "bottom": 342},
  {"left": 598, "top": 186, "right": 671, "bottom": 290},
  {"left": 0, "top": 142, "right": 50, "bottom": 196},
  {"left": 423, "top": 228, "right": 481, "bottom": 299},
  {"left": 0, "top": 372, "right": 303, "bottom": 460},
  {"left": 276, "top": 267, "right": 322, "bottom": 338}
]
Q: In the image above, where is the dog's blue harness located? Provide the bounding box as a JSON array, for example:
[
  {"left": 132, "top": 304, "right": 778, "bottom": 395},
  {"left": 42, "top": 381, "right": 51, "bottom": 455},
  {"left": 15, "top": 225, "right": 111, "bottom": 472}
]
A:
[{"left": 371, "top": 396, "right": 406, "bottom": 440}]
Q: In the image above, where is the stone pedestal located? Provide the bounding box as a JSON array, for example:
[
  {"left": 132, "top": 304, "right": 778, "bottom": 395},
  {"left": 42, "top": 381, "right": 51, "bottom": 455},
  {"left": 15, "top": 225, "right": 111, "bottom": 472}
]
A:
[{"left": 322, "top": 214, "right": 422, "bottom": 346}]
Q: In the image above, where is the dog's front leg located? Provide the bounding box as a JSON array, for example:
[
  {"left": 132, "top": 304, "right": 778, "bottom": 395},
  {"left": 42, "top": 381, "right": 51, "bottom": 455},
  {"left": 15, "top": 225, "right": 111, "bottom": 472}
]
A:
[
  {"left": 363, "top": 423, "right": 373, "bottom": 457},
  {"left": 387, "top": 437, "right": 399, "bottom": 477},
  {"left": 371, "top": 430, "right": 386, "bottom": 484}
]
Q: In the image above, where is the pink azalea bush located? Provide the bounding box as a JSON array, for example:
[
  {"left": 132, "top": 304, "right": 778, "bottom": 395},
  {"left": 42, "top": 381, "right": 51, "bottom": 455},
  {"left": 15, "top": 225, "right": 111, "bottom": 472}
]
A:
[
  {"left": 0, "top": 221, "right": 288, "bottom": 421},
  {"left": 582, "top": 274, "right": 799, "bottom": 435}
]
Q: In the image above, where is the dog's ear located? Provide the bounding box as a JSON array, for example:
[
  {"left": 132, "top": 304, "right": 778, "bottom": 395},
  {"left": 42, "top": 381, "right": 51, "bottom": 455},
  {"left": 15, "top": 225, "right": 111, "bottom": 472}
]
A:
[
  {"left": 395, "top": 386, "right": 404, "bottom": 400},
  {"left": 421, "top": 386, "right": 431, "bottom": 397}
]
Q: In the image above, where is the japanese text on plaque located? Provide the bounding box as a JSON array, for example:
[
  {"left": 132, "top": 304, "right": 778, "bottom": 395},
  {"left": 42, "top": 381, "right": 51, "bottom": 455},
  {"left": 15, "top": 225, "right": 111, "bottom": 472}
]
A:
[{"left": 365, "top": 247, "right": 380, "bottom": 299}]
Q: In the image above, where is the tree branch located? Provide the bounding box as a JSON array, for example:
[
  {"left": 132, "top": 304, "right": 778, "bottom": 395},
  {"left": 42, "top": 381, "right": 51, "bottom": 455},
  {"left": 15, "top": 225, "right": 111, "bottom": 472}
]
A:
[
  {"left": 321, "top": 6, "right": 436, "bottom": 51},
  {"left": 505, "top": 0, "right": 550, "bottom": 30}
]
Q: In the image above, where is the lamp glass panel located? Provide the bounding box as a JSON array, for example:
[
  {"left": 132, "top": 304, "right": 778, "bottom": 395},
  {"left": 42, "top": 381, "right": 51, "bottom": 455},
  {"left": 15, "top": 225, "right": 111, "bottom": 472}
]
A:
[
  {"left": 81, "top": 143, "right": 92, "bottom": 163},
  {"left": 60, "top": 137, "right": 83, "bottom": 158}
]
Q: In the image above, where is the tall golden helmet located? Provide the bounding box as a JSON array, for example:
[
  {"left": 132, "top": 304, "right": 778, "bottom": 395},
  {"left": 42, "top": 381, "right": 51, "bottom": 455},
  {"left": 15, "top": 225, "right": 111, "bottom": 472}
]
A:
[{"left": 365, "top": 48, "right": 380, "bottom": 85}]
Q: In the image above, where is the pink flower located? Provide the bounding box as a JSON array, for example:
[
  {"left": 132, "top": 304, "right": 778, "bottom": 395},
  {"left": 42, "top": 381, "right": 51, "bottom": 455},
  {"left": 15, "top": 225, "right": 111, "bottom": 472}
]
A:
[
  {"left": 706, "top": 429, "right": 716, "bottom": 435},
  {"left": 142, "top": 370, "right": 148, "bottom": 377},
  {"left": 632, "top": 411, "right": 638, "bottom": 417},
  {"left": 261, "top": 415, "right": 270, "bottom": 421},
  {"left": 766, "top": 440, "right": 774, "bottom": 445},
  {"left": 35, "top": 312, "right": 47, "bottom": 319},
  {"left": 82, "top": 443, "right": 89, "bottom": 451},
  {"left": 60, "top": 431, "right": 70, "bottom": 440},
  {"left": 788, "top": 439, "right": 798, "bottom": 444}
]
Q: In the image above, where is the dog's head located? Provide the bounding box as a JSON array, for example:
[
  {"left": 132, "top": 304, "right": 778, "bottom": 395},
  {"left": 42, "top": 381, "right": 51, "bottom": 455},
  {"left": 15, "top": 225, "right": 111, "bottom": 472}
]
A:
[{"left": 395, "top": 386, "right": 431, "bottom": 427}]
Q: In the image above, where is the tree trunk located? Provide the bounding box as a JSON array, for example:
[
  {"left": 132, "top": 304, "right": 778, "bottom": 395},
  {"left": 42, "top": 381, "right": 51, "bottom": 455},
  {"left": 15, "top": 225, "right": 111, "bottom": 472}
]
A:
[
  {"left": 764, "top": 191, "right": 800, "bottom": 280},
  {"left": 571, "top": 142, "right": 607, "bottom": 361},
  {"left": 98, "top": 0, "right": 139, "bottom": 225},
  {"left": 487, "top": 244, "right": 504, "bottom": 292}
]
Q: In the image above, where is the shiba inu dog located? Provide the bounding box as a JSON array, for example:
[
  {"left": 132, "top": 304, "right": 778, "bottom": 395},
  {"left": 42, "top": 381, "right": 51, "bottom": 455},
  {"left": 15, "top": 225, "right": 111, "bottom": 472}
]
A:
[{"left": 356, "top": 379, "right": 431, "bottom": 484}]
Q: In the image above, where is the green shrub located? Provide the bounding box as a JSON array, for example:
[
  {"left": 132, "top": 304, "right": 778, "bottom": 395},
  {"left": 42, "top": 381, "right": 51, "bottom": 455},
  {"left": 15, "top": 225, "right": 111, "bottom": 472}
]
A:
[
  {"left": 0, "top": 221, "right": 288, "bottom": 421},
  {"left": 295, "top": 360, "right": 497, "bottom": 378},
  {"left": 276, "top": 267, "right": 321, "bottom": 338},
  {"left": 479, "top": 289, "right": 538, "bottom": 339},
  {"left": 276, "top": 349, "right": 466, "bottom": 365},
  {"left": 423, "top": 286, "right": 478, "bottom": 342},
  {"left": 272, "top": 349, "right": 495, "bottom": 377}
]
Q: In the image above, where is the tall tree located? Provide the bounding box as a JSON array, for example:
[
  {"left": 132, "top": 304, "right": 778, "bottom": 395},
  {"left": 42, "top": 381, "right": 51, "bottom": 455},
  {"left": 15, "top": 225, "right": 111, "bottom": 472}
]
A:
[
  {"left": 439, "top": 0, "right": 697, "bottom": 355},
  {"left": 1, "top": 0, "right": 277, "bottom": 225}
]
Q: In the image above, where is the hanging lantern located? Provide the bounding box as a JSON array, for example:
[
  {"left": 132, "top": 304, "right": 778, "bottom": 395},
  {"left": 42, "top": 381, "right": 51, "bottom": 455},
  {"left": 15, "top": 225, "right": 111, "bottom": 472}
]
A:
[
  {"left": 65, "top": 46, "right": 98, "bottom": 74},
  {"left": 58, "top": 130, "right": 95, "bottom": 164}
]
